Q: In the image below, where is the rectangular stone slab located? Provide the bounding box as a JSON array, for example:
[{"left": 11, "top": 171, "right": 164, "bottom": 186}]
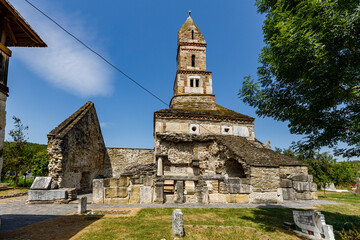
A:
[
  {"left": 28, "top": 190, "right": 67, "bottom": 201},
  {"left": 30, "top": 177, "right": 52, "bottom": 190},
  {"left": 140, "top": 186, "right": 153, "bottom": 204}
]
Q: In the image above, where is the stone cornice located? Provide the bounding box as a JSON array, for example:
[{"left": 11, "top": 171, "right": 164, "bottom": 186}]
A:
[
  {"left": 177, "top": 70, "right": 212, "bottom": 75},
  {"left": 154, "top": 112, "right": 254, "bottom": 124},
  {"left": 177, "top": 42, "right": 207, "bottom": 47}
]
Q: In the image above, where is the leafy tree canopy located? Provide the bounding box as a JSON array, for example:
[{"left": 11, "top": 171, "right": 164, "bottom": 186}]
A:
[
  {"left": 276, "top": 146, "right": 360, "bottom": 186},
  {"left": 2, "top": 117, "right": 49, "bottom": 185},
  {"left": 240, "top": 0, "right": 360, "bottom": 157}
]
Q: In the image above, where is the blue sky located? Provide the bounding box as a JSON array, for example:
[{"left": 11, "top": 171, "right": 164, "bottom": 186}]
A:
[{"left": 5, "top": 0, "right": 352, "bottom": 160}]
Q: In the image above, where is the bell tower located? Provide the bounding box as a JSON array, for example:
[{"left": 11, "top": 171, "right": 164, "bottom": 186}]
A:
[{"left": 170, "top": 12, "right": 215, "bottom": 110}]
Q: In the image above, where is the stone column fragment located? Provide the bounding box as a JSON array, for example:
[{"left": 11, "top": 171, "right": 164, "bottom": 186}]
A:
[
  {"left": 175, "top": 181, "right": 184, "bottom": 203},
  {"left": 172, "top": 209, "right": 184, "bottom": 237},
  {"left": 78, "top": 196, "right": 87, "bottom": 214},
  {"left": 157, "top": 157, "right": 163, "bottom": 176}
]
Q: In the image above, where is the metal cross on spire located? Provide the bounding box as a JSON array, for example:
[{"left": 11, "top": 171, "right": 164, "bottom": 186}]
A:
[{"left": 188, "top": 10, "right": 191, "bottom": 17}]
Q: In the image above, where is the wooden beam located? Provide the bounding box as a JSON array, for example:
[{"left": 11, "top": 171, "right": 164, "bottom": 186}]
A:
[
  {"left": 0, "top": 0, "right": 46, "bottom": 47},
  {"left": 14, "top": 18, "right": 39, "bottom": 44},
  {"left": 0, "top": 42, "right": 11, "bottom": 56},
  {"left": 5, "top": 18, "right": 16, "bottom": 44}
]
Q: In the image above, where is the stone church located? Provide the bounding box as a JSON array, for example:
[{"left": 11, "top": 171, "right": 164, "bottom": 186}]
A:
[{"left": 46, "top": 14, "right": 317, "bottom": 204}]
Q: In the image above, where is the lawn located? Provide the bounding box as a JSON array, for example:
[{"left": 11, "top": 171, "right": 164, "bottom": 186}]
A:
[{"left": 0, "top": 191, "right": 359, "bottom": 240}]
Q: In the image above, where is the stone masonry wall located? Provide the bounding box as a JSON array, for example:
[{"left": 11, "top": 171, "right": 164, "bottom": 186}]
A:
[
  {"left": 106, "top": 148, "right": 154, "bottom": 178},
  {"left": 48, "top": 102, "right": 108, "bottom": 192},
  {"left": 170, "top": 94, "right": 215, "bottom": 109},
  {"left": 250, "top": 167, "right": 280, "bottom": 192}
]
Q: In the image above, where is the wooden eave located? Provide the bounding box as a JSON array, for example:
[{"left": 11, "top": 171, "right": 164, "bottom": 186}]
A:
[{"left": 0, "top": 0, "right": 46, "bottom": 47}]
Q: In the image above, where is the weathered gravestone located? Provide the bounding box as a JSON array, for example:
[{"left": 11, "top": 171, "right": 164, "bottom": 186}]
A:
[
  {"left": 30, "top": 177, "right": 52, "bottom": 190},
  {"left": 78, "top": 197, "right": 87, "bottom": 214},
  {"left": 172, "top": 209, "right": 184, "bottom": 237},
  {"left": 293, "top": 210, "right": 335, "bottom": 240}
]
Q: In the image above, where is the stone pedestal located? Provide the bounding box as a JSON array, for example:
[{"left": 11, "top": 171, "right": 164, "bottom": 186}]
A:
[
  {"left": 154, "top": 181, "right": 164, "bottom": 204},
  {"left": 172, "top": 209, "right": 184, "bottom": 237},
  {"left": 78, "top": 196, "right": 87, "bottom": 214},
  {"left": 92, "top": 179, "right": 104, "bottom": 204},
  {"left": 28, "top": 189, "right": 67, "bottom": 201}
]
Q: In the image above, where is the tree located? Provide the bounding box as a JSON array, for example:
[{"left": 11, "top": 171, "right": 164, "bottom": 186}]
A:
[
  {"left": 3, "top": 116, "right": 31, "bottom": 186},
  {"left": 239, "top": 0, "right": 360, "bottom": 158},
  {"left": 28, "top": 143, "right": 49, "bottom": 177},
  {"left": 332, "top": 161, "right": 359, "bottom": 185},
  {"left": 278, "top": 147, "right": 335, "bottom": 189},
  {"left": 277, "top": 146, "right": 359, "bottom": 192}
]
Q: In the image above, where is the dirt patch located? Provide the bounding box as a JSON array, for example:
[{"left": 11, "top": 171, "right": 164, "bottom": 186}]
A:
[
  {"left": 0, "top": 195, "right": 27, "bottom": 203},
  {"left": 91, "top": 208, "right": 141, "bottom": 217},
  {"left": 0, "top": 188, "right": 28, "bottom": 197},
  {"left": 185, "top": 212, "right": 225, "bottom": 223}
]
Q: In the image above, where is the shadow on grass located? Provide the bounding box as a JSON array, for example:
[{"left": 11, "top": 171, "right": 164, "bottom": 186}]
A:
[
  {"left": 239, "top": 207, "right": 360, "bottom": 238},
  {"left": 0, "top": 214, "right": 104, "bottom": 240}
]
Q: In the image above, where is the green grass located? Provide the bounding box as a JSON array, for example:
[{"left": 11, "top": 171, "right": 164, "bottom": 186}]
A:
[
  {"left": 74, "top": 192, "right": 360, "bottom": 240},
  {"left": 318, "top": 190, "right": 360, "bottom": 204},
  {"left": 74, "top": 208, "right": 299, "bottom": 240}
]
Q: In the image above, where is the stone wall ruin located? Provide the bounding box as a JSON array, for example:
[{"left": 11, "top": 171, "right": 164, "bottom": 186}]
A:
[
  {"left": 47, "top": 101, "right": 109, "bottom": 192},
  {"left": 105, "top": 148, "right": 154, "bottom": 178}
]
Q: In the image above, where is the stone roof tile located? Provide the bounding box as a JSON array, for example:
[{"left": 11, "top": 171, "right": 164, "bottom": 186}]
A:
[
  {"left": 156, "top": 133, "right": 305, "bottom": 167},
  {"left": 155, "top": 104, "right": 254, "bottom": 122}
]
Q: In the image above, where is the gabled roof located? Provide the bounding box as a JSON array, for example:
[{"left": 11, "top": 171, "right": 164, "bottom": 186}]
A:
[
  {"left": 0, "top": 0, "right": 46, "bottom": 47},
  {"left": 48, "top": 101, "right": 94, "bottom": 139},
  {"left": 155, "top": 104, "right": 254, "bottom": 123}
]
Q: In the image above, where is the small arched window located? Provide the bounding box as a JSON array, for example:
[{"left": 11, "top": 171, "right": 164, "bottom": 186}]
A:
[
  {"left": 191, "top": 55, "right": 195, "bottom": 67},
  {"left": 191, "top": 30, "right": 194, "bottom": 39}
]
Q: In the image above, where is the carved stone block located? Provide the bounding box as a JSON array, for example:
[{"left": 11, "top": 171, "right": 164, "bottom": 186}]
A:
[
  {"left": 280, "top": 179, "right": 292, "bottom": 188},
  {"left": 282, "top": 188, "right": 295, "bottom": 200},
  {"left": 31, "top": 177, "right": 52, "bottom": 190},
  {"left": 293, "top": 181, "right": 310, "bottom": 192},
  {"left": 291, "top": 174, "right": 308, "bottom": 182}
]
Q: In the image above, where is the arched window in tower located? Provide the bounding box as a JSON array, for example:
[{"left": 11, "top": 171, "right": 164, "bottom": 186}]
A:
[
  {"left": 191, "top": 30, "right": 194, "bottom": 39},
  {"left": 191, "top": 54, "right": 195, "bottom": 67}
]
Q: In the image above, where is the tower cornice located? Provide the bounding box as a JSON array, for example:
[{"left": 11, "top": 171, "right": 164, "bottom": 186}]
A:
[
  {"left": 177, "top": 42, "right": 207, "bottom": 47},
  {"left": 177, "top": 70, "right": 212, "bottom": 75}
]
